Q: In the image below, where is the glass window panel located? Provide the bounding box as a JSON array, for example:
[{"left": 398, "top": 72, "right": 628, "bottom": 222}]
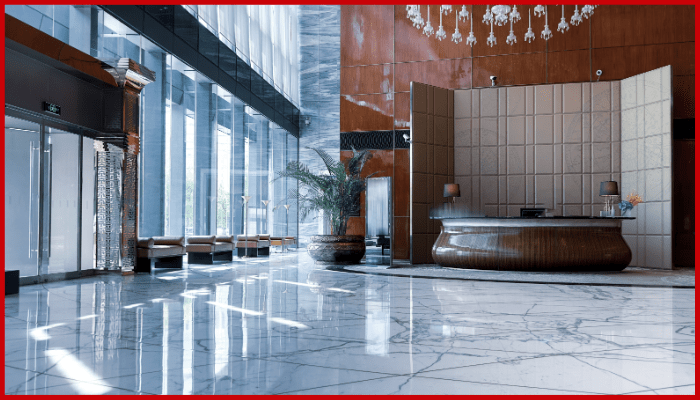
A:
[
  {"left": 139, "top": 36, "right": 168, "bottom": 237},
  {"left": 197, "top": 5, "right": 217, "bottom": 35},
  {"left": 234, "top": 5, "right": 250, "bottom": 60},
  {"left": 46, "top": 127, "right": 80, "bottom": 274},
  {"left": 5, "top": 116, "right": 41, "bottom": 277}
]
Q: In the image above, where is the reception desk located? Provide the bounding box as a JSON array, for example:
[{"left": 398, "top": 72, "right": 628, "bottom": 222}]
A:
[{"left": 431, "top": 217, "right": 634, "bottom": 272}]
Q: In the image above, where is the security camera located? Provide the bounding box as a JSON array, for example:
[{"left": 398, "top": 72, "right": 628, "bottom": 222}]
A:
[
  {"left": 402, "top": 133, "right": 412, "bottom": 143},
  {"left": 490, "top": 76, "right": 497, "bottom": 86},
  {"left": 596, "top": 70, "right": 603, "bottom": 77}
]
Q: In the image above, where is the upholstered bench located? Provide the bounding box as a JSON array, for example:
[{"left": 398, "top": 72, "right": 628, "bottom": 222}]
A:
[
  {"left": 270, "top": 237, "right": 285, "bottom": 252},
  {"left": 270, "top": 236, "right": 294, "bottom": 252},
  {"left": 136, "top": 236, "right": 186, "bottom": 273},
  {"left": 235, "top": 235, "right": 270, "bottom": 257},
  {"left": 186, "top": 235, "right": 235, "bottom": 264}
]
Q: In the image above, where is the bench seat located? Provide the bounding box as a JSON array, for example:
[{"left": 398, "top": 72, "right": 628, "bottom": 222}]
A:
[
  {"left": 235, "top": 235, "right": 270, "bottom": 257},
  {"left": 136, "top": 237, "right": 186, "bottom": 273},
  {"left": 186, "top": 236, "right": 235, "bottom": 264}
]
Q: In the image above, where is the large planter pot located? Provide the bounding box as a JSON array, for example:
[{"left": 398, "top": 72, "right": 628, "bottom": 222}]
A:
[{"left": 307, "top": 235, "right": 366, "bottom": 265}]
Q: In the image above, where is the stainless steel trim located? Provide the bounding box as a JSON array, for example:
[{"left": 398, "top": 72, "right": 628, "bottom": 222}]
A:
[{"left": 77, "top": 134, "right": 83, "bottom": 271}]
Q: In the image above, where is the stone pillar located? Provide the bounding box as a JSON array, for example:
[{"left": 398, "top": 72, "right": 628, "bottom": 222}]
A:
[{"left": 100, "top": 58, "right": 155, "bottom": 274}]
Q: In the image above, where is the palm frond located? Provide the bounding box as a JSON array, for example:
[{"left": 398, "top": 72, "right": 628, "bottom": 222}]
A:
[{"left": 278, "top": 147, "right": 373, "bottom": 235}]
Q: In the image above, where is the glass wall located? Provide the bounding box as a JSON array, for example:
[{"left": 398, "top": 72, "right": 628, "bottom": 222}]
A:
[
  {"left": 7, "top": 5, "right": 300, "bottom": 242},
  {"left": 183, "top": 5, "right": 300, "bottom": 107}
]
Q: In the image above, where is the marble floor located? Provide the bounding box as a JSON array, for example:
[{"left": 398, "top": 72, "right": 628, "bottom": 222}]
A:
[{"left": 5, "top": 251, "right": 695, "bottom": 395}]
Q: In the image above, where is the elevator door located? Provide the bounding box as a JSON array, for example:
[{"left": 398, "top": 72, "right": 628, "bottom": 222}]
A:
[{"left": 5, "top": 116, "right": 41, "bottom": 277}]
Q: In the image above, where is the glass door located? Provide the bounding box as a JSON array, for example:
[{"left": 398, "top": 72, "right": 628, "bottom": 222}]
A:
[
  {"left": 5, "top": 111, "right": 84, "bottom": 280},
  {"left": 5, "top": 116, "right": 41, "bottom": 277},
  {"left": 44, "top": 126, "right": 80, "bottom": 274}
]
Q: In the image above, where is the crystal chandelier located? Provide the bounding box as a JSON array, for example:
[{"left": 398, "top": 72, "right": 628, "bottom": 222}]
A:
[{"left": 405, "top": 5, "right": 597, "bottom": 47}]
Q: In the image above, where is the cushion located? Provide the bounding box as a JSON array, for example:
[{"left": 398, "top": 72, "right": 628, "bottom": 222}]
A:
[
  {"left": 152, "top": 236, "right": 185, "bottom": 246},
  {"left": 187, "top": 243, "right": 234, "bottom": 252},
  {"left": 258, "top": 234, "right": 270, "bottom": 240},
  {"left": 137, "top": 245, "right": 185, "bottom": 258},
  {"left": 236, "top": 235, "right": 259, "bottom": 241},
  {"left": 137, "top": 237, "right": 155, "bottom": 248},
  {"left": 187, "top": 235, "right": 216, "bottom": 244},
  {"left": 236, "top": 240, "right": 269, "bottom": 248},
  {"left": 216, "top": 235, "right": 235, "bottom": 243},
  {"left": 270, "top": 239, "right": 284, "bottom": 246}
]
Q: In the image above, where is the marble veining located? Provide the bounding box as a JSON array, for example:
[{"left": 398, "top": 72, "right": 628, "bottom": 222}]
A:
[
  {"left": 298, "top": 5, "right": 341, "bottom": 246},
  {"left": 5, "top": 251, "right": 694, "bottom": 395}
]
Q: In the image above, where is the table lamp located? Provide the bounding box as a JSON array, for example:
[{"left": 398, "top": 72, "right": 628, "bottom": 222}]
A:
[
  {"left": 599, "top": 181, "right": 619, "bottom": 216},
  {"left": 443, "top": 183, "right": 460, "bottom": 203}
]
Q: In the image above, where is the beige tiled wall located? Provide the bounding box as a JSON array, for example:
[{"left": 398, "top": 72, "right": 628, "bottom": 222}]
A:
[
  {"left": 410, "top": 82, "right": 454, "bottom": 264},
  {"left": 454, "top": 82, "right": 621, "bottom": 217},
  {"left": 620, "top": 66, "right": 673, "bottom": 269}
]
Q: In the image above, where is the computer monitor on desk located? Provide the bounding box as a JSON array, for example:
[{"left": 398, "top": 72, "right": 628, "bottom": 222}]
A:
[{"left": 520, "top": 208, "right": 546, "bottom": 217}]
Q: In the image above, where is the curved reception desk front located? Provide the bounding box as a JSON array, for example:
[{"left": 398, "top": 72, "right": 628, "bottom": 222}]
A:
[{"left": 431, "top": 217, "right": 634, "bottom": 272}]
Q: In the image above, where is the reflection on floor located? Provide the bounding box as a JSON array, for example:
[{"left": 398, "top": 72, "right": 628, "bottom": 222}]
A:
[{"left": 5, "top": 251, "right": 695, "bottom": 395}]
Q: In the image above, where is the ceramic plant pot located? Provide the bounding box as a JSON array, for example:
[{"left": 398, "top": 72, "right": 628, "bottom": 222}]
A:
[{"left": 307, "top": 235, "right": 366, "bottom": 265}]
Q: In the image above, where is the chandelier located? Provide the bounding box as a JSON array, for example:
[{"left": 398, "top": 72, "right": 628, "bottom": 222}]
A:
[{"left": 406, "top": 5, "right": 597, "bottom": 47}]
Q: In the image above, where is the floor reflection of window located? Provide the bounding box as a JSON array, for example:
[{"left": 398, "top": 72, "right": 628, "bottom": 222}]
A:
[
  {"left": 365, "top": 287, "right": 390, "bottom": 356},
  {"left": 215, "top": 285, "right": 230, "bottom": 377},
  {"left": 162, "top": 302, "right": 169, "bottom": 395},
  {"left": 183, "top": 298, "right": 193, "bottom": 394}
]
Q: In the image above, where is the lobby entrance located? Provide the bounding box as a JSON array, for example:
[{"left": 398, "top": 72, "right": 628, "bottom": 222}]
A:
[{"left": 5, "top": 109, "right": 96, "bottom": 283}]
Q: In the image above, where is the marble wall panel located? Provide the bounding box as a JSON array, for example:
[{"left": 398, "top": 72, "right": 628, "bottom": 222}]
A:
[
  {"left": 340, "top": 5, "right": 394, "bottom": 66},
  {"left": 340, "top": 94, "right": 394, "bottom": 132},
  {"left": 453, "top": 81, "right": 621, "bottom": 221},
  {"left": 341, "top": 64, "right": 393, "bottom": 95},
  {"left": 411, "top": 82, "right": 454, "bottom": 264},
  {"left": 299, "top": 5, "right": 341, "bottom": 246},
  {"left": 620, "top": 65, "right": 672, "bottom": 269}
]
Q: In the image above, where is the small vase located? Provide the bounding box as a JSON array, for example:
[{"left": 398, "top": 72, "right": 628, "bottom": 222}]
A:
[{"left": 621, "top": 209, "right": 632, "bottom": 217}]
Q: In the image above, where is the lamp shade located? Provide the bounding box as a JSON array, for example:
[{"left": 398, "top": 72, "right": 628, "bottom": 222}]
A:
[
  {"left": 599, "top": 181, "right": 619, "bottom": 196},
  {"left": 443, "top": 183, "right": 461, "bottom": 198}
]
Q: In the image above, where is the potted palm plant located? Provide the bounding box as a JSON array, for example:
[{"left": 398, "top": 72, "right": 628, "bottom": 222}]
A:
[{"left": 277, "top": 147, "right": 373, "bottom": 264}]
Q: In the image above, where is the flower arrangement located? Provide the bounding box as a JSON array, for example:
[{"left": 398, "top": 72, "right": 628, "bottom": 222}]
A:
[{"left": 618, "top": 192, "right": 643, "bottom": 213}]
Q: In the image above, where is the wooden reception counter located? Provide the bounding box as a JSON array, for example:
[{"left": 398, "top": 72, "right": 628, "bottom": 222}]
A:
[{"left": 431, "top": 217, "right": 634, "bottom": 272}]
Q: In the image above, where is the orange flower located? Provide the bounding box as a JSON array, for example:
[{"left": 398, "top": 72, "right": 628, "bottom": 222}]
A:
[{"left": 626, "top": 192, "right": 643, "bottom": 207}]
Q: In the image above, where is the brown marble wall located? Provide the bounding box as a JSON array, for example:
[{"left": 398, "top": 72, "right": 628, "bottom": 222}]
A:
[
  {"left": 340, "top": 148, "right": 411, "bottom": 259},
  {"left": 340, "top": 5, "right": 695, "bottom": 119}
]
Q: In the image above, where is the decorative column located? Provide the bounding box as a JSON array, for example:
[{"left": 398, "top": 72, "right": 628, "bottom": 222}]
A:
[
  {"left": 95, "top": 142, "right": 123, "bottom": 270},
  {"left": 100, "top": 58, "right": 155, "bottom": 274}
]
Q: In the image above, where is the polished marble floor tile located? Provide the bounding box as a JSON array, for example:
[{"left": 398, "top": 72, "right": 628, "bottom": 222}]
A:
[{"left": 4, "top": 251, "right": 695, "bottom": 395}]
